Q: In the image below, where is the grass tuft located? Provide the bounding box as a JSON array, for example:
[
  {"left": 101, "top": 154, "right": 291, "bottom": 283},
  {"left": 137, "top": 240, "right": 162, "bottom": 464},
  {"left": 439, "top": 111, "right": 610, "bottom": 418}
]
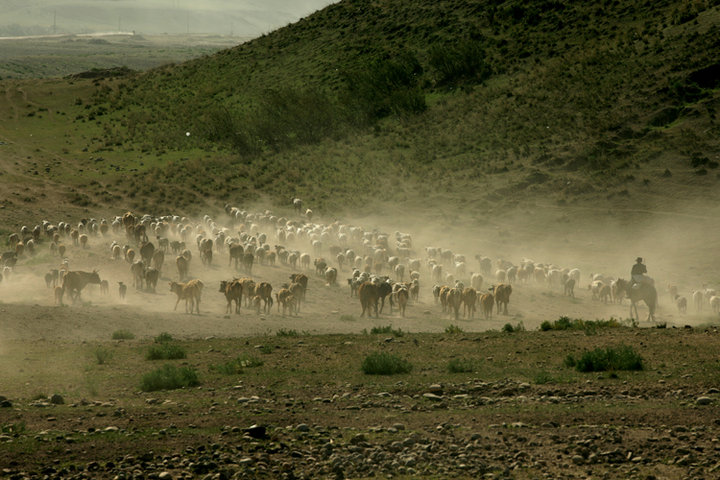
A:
[
  {"left": 93, "top": 347, "right": 113, "bottom": 365},
  {"left": 146, "top": 344, "right": 187, "bottom": 360},
  {"left": 361, "top": 351, "right": 412, "bottom": 375},
  {"left": 112, "top": 329, "right": 135, "bottom": 340},
  {"left": 154, "top": 332, "right": 174, "bottom": 343},
  {"left": 445, "top": 324, "right": 464, "bottom": 334},
  {"left": 447, "top": 357, "right": 474, "bottom": 373},
  {"left": 276, "top": 328, "right": 299, "bottom": 337},
  {"left": 210, "top": 355, "right": 264, "bottom": 375},
  {"left": 566, "top": 345, "right": 644, "bottom": 372},
  {"left": 369, "top": 325, "right": 405, "bottom": 337},
  {"left": 140, "top": 364, "right": 200, "bottom": 392}
]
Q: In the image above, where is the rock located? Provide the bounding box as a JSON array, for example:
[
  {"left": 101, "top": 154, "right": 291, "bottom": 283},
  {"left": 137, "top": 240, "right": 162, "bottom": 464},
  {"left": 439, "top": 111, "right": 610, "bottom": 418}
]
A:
[
  {"left": 0, "top": 398, "right": 11, "bottom": 408},
  {"left": 244, "top": 424, "right": 268, "bottom": 439},
  {"left": 696, "top": 396, "right": 713, "bottom": 406},
  {"left": 104, "top": 426, "right": 119, "bottom": 432},
  {"left": 50, "top": 394, "right": 64, "bottom": 405},
  {"left": 158, "top": 472, "right": 173, "bottom": 480},
  {"left": 428, "top": 384, "right": 443, "bottom": 393},
  {"left": 572, "top": 455, "right": 584, "bottom": 465},
  {"left": 296, "top": 423, "right": 310, "bottom": 432},
  {"left": 423, "top": 393, "right": 443, "bottom": 401}
]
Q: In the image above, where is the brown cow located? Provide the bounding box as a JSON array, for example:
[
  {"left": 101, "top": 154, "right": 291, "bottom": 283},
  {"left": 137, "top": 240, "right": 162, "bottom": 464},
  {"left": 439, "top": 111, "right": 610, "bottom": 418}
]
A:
[
  {"left": 446, "top": 287, "right": 463, "bottom": 320},
  {"left": 145, "top": 267, "right": 159, "bottom": 293},
  {"left": 169, "top": 279, "right": 204, "bottom": 314},
  {"left": 176, "top": 255, "right": 189, "bottom": 281},
  {"left": 359, "top": 281, "right": 379, "bottom": 318},
  {"left": 62, "top": 270, "right": 101, "bottom": 304},
  {"left": 480, "top": 293, "right": 494, "bottom": 320},
  {"left": 289, "top": 273, "right": 308, "bottom": 301},
  {"left": 220, "top": 279, "right": 243, "bottom": 314},
  {"left": 255, "top": 282, "right": 273, "bottom": 313},
  {"left": 276, "top": 288, "right": 291, "bottom": 313},
  {"left": 494, "top": 284, "right": 513, "bottom": 315},
  {"left": 462, "top": 287, "right": 477, "bottom": 318},
  {"left": 396, "top": 287, "right": 409, "bottom": 317}
]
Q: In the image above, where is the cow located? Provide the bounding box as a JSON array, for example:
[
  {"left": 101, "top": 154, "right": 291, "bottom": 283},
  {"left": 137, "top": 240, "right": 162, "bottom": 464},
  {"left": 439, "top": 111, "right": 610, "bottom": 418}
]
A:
[
  {"left": 359, "top": 281, "right": 379, "bottom": 318},
  {"left": 494, "top": 284, "right": 513, "bottom": 315},
  {"left": 255, "top": 282, "right": 273, "bottom": 313},
  {"left": 169, "top": 279, "right": 204, "bottom": 314},
  {"left": 220, "top": 279, "right": 243, "bottom": 314},
  {"left": 62, "top": 270, "right": 101, "bottom": 304}
]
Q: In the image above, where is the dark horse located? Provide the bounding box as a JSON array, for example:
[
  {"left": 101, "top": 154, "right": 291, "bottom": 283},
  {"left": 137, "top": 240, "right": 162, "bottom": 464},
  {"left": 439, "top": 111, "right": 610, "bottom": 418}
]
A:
[{"left": 616, "top": 279, "right": 657, "bottom": 322}]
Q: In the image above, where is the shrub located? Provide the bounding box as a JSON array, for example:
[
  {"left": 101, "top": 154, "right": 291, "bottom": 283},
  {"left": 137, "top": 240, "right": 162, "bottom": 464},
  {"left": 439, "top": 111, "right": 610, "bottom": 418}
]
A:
[
  {"left": 429, "top": 39, "right": 492, "bottom": 86},
  {"left": 112, "top": 329, "right": 135, "bottom": 340},
  {"left": 140, "top": 365, "right": 200, "bottom": 392},
  {"left": 276, "top": 328, "right": 299, "bottom": 337},
  {"left": 534, "top": 371, "right": 554, "bottom": 384},
  {"left": 94, "top": 347, "right": 113, "bottom": 365},
  {"left": 502, "top": 322, "right": 525, "bottom": 333},
  {"left": 445, "top": 324, "right": 464, "bottom": 334},
  {"left": 146, "top": 344, "right": 187, "bottom": 360},
  {"left": 369, "top": 325, "right": 404, "bottom": 337},
  {"left": 154, "top": 332, "right": 174, "bottom": 343},
  {"left": 448, "top": 358, "right": 474, "bottom": 373},
  {"left": 211, "top": 355, "right": 264, "bottom": 375},
  {"left": 361, "top": 352, "right": 413, "bottom": 375},
  {"left": 540, "top": 316, "right": 622, "bottom": 332},
  {"left": 567, "top": 345, "right": 644, "bottom": 372}
]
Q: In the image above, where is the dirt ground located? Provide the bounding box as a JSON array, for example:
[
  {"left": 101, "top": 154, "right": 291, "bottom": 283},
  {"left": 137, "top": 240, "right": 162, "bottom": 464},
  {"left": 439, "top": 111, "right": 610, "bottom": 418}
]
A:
[{"left": 1, "top": 207, "right": 720, "bottom": 479}]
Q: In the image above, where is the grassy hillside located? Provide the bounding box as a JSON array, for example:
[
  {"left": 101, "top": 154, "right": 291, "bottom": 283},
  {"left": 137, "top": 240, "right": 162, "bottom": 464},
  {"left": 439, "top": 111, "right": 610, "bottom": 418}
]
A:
[{"left": 0, "top": 0, "right": 719, "bottom": 223}]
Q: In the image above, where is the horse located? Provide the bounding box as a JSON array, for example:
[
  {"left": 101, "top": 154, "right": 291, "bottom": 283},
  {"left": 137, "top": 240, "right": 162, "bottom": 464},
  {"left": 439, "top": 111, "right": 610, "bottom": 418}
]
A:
[{"left": 617, "top": 278, "right": 657, "bottom": 322}]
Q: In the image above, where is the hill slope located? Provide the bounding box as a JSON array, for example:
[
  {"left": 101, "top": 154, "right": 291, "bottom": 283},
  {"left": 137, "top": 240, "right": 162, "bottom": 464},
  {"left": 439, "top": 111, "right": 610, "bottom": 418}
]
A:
[{"left": 0, "top": 0, "right": 719, "bottom": 225}]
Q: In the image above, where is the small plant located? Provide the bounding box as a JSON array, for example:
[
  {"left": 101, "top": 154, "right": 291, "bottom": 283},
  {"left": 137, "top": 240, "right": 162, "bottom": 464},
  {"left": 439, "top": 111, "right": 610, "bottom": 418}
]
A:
[
  {"left": 276, "top": 328, "right": 299, "bottom": 337},
  {"left": 445, "top": 324, "right": 464, "bottom": 334},
  {"left": 211, "top": 355, "right": 264, "bottom": 375},
  {"left": 534, "top": 371, "right": 555, "bottom": 384},
  {"left": 146, "top": 344, "right": 187, "bottom": 360},
  {"left": 1, "top": 421, "right": 26, "bottom": 436},
  {"left": 339, "top": 315, "right": 356, "bottom": 322},
  {"left": 370, "top": 325, "right": 404, "bottom": 337},
  {"left": 566, "top": 345, "right": 644, "bottom": 373},
  {"left": 448, "top": 358, "right": 474, "bottom": 373},
  {"left": 541, "top": 317, "right": 622, "bottom": 332},
  {"left": 112, "top": 329, "right": 135, "bottom": 340},
  {"left": 502, "top": 322, "right": 525, "bottom": 333},
  {"left": 154, "top": 332, "right": 173, "bottom": 343},
  {"left": 94, "top": 347, "right": 113, "bottom": 365},
  {"left": 140, "top": 364, "right": 200, "bottom": 392},
  {"left": 361, "top": 351, "right": 412, "bottom": 375},
  {"left": 259, "top": 345, "right": 273, "bottom": 354}
]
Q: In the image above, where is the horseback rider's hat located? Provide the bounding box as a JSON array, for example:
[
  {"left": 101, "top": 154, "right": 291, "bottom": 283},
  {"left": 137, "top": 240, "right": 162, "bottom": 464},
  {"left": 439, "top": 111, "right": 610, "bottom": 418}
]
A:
[{"left": 636, "top": 257, "right": 643, "bottom": 262}]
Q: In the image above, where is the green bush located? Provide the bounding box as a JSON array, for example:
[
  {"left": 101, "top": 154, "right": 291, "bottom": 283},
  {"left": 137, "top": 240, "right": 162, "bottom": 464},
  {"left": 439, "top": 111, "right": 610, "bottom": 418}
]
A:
[
  {"left": 502, "top": 322, "right": 525, "bottom": 333},
  {"left": 276, "top": 328, "right": 299, "bottom": 337},
  {"left": 567, "top": 345, "right": 644, "bottom": 372},
  {"left": 94, "top": 347, "right": 113, "bottom": 365},
  {"left": 541, "top": 317, "right": 622, "bottom": 332},
  {"left": 154, "top": 332, "right": 174, "bottom": 344},
  {"left": 146, "top": 344, "right": 187, "bottom": 360},
  {"left": 361, "top": 352, "right": 413, "bottom": 375},
  {"left": 445, "top": 324, "right": 464, "bottom": 334},
  {"left": 140, "top": 365, "right": 200, "bottom": 392},
  {"left": 211, "top": 355, "right": 264, "bottom": 375},
  {"left": 429, "top": 39, "right": 491, "bottom": 86},
  {"left": 369, "top": 325, "right": 404, "bottom": 337},
  {"left": 448, "top": 358, "right": 474, "bottom": 373},
  {"left": 112, "top": 329, "right": 135, "bottom": 340}
]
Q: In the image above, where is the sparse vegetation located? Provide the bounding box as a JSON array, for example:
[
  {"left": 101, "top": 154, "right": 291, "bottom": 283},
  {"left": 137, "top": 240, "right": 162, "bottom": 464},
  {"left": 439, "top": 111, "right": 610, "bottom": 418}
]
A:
[
  {"left": 565, "top": 345, "right": 644, "bottom": 373},
  {"left": 210, "top": 355, "right": 264, "bottom": 375},
  {"left": 154, "top": 332, "right": 174, "bottom": 343},
  {"left": 361, "top": 351, "right": 413, "bottom": 375},
  {"left": 276, "top": 328, "right": 299, "bottom": 338},
  {"left": 448, "top": 357, "right": 474, "bottom": 373},
  {"left": 502, "top": 322, "right": 526, "bottom": 333},
  {"left": 368, "top": 325, "right": 405, "bottom": 337},
  {"left": 541, "top": 317, "right": 623, "bottom": 332},
  {"left": 140, "top": 364, "right": 200, "bottom": 392},
  {"left": 93, "top": 347, "right": 113, "bottom": 365},
  {"left": 145, "top": 344, "right": 187, "bottom": 361},
  {"left": 112, "top": 330, "right": 135, "bottom": 340},
  {"left": 445, "top": 324, "right": 464, "bottom": 334}
]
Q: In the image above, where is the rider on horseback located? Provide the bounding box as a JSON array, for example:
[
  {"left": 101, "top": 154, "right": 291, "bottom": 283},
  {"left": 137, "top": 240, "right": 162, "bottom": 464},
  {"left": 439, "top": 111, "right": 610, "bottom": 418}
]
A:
[{"left": 631, "top": 257, "right": 653, "bottom": 288}]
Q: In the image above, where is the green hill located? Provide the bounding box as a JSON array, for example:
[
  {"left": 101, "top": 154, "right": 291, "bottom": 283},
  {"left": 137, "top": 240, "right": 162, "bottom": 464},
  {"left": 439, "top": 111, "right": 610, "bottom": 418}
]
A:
[{"left": 1, "top": 0, "right": 719, "bottom": 223}]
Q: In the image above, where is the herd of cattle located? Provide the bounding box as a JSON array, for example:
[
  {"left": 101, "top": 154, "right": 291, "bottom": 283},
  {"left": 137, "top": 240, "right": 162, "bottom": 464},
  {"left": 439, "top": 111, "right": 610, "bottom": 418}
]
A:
[{"left": 1, "top": 202, "right": 719, "bottom": 323}]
